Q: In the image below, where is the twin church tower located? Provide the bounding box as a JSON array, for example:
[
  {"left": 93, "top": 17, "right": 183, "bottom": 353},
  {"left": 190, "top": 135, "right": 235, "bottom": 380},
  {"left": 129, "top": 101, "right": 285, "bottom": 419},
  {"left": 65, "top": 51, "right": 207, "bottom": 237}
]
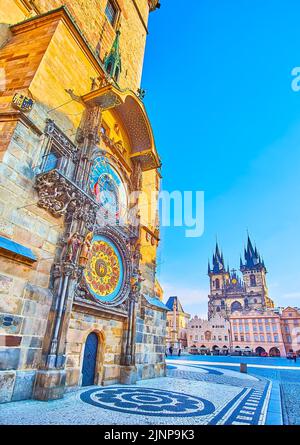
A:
[{"left": 208, "top": 236, "right": 274, "bottom": 320}]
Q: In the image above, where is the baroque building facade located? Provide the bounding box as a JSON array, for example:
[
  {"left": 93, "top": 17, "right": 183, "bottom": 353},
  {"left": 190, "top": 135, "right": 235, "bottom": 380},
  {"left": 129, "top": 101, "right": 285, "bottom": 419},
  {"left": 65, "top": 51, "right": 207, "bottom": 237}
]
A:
[
  {"left": 187, "top": 314, "right": 230, "bottom": 353},
  {"left": 208, "top": 237, "right": 274, "bottom": 320},
  {"left": 0, "top": 0, "right": 167, "bottom": 404},
  {"left": 165, "top": 296, "right": 190, "bottom": 350}
]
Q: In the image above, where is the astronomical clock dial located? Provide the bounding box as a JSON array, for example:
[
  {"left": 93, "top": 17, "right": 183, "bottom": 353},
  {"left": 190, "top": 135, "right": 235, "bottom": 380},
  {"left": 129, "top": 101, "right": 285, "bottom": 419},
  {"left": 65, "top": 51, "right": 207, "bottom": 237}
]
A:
[
  {"left": 84, "top": 235, "right": 124, "bottom": 303},
  {"left": 231, "top": 278, "right": 237, "bottom": 285},
  {"left": 89, "top": 156, "right": 127, "bottom": 219}
]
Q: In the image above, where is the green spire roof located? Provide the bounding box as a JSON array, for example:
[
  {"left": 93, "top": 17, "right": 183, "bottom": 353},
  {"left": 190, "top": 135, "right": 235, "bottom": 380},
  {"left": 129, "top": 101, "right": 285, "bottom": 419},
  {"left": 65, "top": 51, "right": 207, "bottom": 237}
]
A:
[{"left": 104, "top": 30, "right": 122, "bottom": 82}]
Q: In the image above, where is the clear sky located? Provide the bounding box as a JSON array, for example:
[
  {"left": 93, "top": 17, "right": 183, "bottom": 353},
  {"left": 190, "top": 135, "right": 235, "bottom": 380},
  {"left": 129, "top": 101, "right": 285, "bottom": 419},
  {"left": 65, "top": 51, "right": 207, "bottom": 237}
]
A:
[{"left": 142, "top": 0, "right": 300, "bottom": 317}]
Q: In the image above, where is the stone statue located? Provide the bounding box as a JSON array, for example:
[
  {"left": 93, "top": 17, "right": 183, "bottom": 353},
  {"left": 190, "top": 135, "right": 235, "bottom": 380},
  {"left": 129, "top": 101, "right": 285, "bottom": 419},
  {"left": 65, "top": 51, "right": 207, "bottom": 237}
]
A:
[
  {"left": 130, "top": 268, "right": 145, "bottom": 294},
  {"left": 79, "top": 233, "right": 93, "bottom": 267},
  {"left": 65, "top": 232, "right": 82, "bottom": 263}
]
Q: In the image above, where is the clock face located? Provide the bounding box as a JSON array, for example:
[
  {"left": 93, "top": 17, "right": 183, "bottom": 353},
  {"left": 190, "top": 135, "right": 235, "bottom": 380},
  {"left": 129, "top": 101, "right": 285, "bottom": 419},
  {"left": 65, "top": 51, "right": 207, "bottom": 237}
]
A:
[
  {"left": 89, "top": 156, "right": 127, "bottom": 220},
  {"left": 232, "top": 278, "right": 237, "bottom": 284},
  {"left": 84, "top": 235, "right": 124, "bottom": 303}
]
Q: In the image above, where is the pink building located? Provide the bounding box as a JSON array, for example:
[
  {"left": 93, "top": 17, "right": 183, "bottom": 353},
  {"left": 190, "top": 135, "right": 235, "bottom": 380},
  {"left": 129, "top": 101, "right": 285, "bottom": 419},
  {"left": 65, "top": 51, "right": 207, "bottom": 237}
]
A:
[
  {"left": 229, "top": 310, "right": 285, "bottom": 357},
  {"left": 280, "top": 307, "right": 300, "bottom": 356}
]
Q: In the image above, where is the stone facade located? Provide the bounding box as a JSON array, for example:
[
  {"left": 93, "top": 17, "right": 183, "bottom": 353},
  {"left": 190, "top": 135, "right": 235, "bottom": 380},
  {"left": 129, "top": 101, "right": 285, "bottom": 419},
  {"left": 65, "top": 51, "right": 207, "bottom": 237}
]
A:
[
  {"left": 187, "top": 314, "right": 230, "bottom": 353},
  {"left": 229, "top": 310, "right": 286, "bottom": 357},
  {"left": 165, "top": 296, "right": 190, "bottom": 349},
  {"left": 0, "top": 0, "right": 165, "bottom": 404},
  {"left": 280, "top": 307, "right": 300, "bottom": 355},
  {"left": 208, "top": 238, "right": 274, "bottom": 320}
]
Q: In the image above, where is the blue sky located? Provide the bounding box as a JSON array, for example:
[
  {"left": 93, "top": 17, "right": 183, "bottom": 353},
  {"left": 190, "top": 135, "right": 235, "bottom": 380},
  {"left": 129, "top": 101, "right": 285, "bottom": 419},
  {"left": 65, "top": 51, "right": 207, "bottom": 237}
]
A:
[{"left": 142, "top": 0, "right": 300, "bottom": 317}]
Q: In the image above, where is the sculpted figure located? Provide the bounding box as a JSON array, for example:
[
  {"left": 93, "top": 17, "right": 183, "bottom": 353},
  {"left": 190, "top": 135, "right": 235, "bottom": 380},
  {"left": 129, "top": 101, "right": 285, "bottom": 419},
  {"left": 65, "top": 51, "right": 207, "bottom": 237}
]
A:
[
  {"left": 130, "top": 268, "right": 145, "bottom": 294},
  {"left": 79, "top": 233, "right": 93, "bottom": 267},
  {"left": 65, "top": 232, "right": 82, "bottom": 263}
]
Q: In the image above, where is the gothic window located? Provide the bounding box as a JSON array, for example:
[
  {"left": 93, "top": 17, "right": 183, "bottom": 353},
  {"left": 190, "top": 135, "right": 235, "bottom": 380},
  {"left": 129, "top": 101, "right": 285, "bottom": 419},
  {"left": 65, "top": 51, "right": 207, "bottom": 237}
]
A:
[
  {"left": 215, "top": 278, "right": 220, "bottom": 289},
  {"left": 41, "top": 120, "right": 76, "bottom": 178},
  {"left": 114, "top": 66, "right": 120, "bottom": 82},
  {"left": 244, "top": 298, "right": 249, "bottom": 308},
  {"left": 106, "top": 61, "right": 113, "bottom": 76},
  {"left": 221, "top": 300, "right": 225, "bottom": 309},
  {"left": 231, "top": 301, "right": 243, "bottom": 313},
  {"left": 43, "top": 150, "right": 59, "bottom": 172},
  {"left": 250, "top": 274, "right": 256, "bottom": 287},
  {"left": 105, "top": 0, "right": 119, "bottom": 27},
  {"left": 216, "top": 306, "right": 221, "bottom": 312}
]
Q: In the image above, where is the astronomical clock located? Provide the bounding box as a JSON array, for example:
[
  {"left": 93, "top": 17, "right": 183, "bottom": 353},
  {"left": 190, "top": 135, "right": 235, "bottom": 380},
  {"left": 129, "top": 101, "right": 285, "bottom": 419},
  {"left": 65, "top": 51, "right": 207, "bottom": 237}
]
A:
[{"left": 75, "top": 155, "right": 133, "bottom": 311}]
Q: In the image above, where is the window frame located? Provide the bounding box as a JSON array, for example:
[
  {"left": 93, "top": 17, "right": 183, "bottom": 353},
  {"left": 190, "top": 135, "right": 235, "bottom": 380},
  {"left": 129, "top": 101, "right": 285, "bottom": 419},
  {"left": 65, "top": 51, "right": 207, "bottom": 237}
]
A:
[{"left": 105, "top": 0, "right": 120, "bottom": 29}]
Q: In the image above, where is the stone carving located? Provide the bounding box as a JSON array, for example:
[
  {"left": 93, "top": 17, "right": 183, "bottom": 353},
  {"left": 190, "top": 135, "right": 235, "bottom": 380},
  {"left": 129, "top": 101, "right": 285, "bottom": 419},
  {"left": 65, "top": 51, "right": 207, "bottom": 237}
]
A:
[
  {"left": 131, "top": 160, "right": 143, "bottom": 192},
  {"left": 65, "top": 233, "right": 82, "bottom": 263},
  {"left": 45, "top": 119, "right": 78, "bottom": 156},
  {"left": 130, "top": 267, "right": 144, "bottom": 296},
  {"left": 35, "top": 170, "right": 98, "bottom": 226},
  {"left": 79, "top": 232, "right": 93, "bottom": 267}
]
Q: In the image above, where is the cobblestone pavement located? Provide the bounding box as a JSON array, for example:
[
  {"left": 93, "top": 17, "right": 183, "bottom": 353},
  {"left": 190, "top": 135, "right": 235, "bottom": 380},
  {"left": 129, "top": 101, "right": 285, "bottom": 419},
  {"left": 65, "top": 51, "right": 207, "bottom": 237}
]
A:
[
  {"left": 0, "top": 363, "right": 272, "bottom": 426},
  {"left": 168, "top": 357, "right": 300, "bottom": 425},
  {"left": 280, "top": 381, "right": 300, "bottom": 425}
]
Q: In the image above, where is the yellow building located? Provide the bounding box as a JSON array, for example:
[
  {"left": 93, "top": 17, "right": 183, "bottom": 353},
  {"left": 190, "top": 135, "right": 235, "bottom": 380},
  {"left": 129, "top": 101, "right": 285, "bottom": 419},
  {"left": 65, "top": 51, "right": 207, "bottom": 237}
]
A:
[{"left": 0, "top": 0, "right": 167, "bottom": 404}]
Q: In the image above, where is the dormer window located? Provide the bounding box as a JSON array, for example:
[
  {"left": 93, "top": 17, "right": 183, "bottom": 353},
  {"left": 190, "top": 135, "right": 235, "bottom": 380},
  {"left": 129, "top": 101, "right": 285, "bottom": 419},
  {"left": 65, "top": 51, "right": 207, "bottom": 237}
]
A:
[{"left": 105, "top": 0, "right": 119, "bottom": 27}]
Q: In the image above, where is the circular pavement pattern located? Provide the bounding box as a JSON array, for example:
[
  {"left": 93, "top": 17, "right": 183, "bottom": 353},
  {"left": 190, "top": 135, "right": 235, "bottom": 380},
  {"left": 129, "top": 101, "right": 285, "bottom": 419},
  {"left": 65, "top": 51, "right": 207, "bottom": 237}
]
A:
[{"left": 80, "top": 387, "right": 216, "bottom": 417}]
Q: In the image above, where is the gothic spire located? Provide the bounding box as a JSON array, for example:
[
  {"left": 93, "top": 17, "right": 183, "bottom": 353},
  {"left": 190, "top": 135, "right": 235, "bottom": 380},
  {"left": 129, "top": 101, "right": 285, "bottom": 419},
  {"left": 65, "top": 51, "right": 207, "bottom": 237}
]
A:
[
  {"left": 104, "top": 29, "right": 122, "bottom": 82},
  {"left": 210, "top": 241, "right": 226, "bottom": 274},
  {"left": 241, "top": 234, "right": 266, "bottom": 272}
]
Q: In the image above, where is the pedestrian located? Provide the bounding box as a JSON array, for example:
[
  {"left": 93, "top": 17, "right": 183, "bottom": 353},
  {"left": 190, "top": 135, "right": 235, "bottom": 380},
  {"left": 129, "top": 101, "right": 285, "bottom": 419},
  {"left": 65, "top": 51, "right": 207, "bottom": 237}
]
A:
[
  {"left": 178, "top": 348, "right": 181, "bottom": 357},
  {"left": 165, "top": 349, "right": 168, "bottom": 358},
  {"left": 169, "top": 346, "right": 173, "bottom": 356},
  {"left": 293, "top": 353, "right": 297, "bottom": 363}
]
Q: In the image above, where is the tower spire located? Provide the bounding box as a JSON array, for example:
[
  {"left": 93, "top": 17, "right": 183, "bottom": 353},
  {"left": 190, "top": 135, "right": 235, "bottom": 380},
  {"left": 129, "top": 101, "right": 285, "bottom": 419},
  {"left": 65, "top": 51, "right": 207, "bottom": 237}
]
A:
[
  {"left": 211, "top": 241, "right": 226, "bottom": 273},
  {"left": 104, "top": 29, "right": 122, "bottom": 82},
  {"left": 241, "top": 233, "right": 266, "bottom": 271}
]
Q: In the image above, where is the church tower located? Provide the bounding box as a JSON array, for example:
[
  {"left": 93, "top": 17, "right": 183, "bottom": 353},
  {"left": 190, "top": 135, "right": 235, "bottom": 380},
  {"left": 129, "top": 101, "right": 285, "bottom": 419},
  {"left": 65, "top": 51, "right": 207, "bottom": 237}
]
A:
[
  {"left": 240, "top": 236, "right": 274, "bottom": 309},
  {"left": 208, "top": 243, "right": 230, "bottom": 294},
  {"left": 208, "top": 243, "right": 230, "bottom": 318}
]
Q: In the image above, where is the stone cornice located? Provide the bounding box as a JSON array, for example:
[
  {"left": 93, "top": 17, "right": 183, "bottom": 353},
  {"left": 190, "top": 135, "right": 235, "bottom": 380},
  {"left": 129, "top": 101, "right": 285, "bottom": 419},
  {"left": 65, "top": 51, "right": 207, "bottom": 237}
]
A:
[{"left": 0, "top": 110, "right": 43, "bottom": 136}]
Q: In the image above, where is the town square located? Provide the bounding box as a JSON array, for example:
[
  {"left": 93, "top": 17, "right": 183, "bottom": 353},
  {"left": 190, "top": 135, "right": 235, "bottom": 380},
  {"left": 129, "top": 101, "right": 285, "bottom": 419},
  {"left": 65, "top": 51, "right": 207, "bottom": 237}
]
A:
[{"left": 0, "top": 0, "right": 300, "bottom": 432}]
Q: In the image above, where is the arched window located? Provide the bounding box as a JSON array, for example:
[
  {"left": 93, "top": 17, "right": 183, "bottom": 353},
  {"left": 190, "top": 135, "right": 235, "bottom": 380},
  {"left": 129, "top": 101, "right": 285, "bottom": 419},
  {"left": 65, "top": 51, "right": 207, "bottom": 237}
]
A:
[
  {"left": 114, "top": 66, "right": 120, "bottom": 82},
  {"left": 221, "top": 300, "right": 225, "bottom": 309},
  {"left": 231, "top": 301, "right": 243, "bottom": 313},
  {"left": 216, "top": 306, "right": 221, "bottom": 312},
  {"left": 215, "top": 278, "right": 220, "bottom": 289},
  {"left": 250, "top": 274, "right": 256, "bottom": 287},
  {"left": 106, "top": 62, "right": 113, "bottom": 75}
]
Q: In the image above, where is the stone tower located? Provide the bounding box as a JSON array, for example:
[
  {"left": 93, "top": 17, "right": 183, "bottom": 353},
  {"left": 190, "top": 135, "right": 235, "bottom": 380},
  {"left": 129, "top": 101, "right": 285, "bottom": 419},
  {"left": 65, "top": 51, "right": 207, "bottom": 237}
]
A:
[
  {"left": 0, "top": 0, "right": 166, "bottom": 405},
  {"left": 240, "top": 236, "right": 274, "bottom": 309},
  {"left": 208, "top": 236, "right": 274, "bottom": 320},
  {"left": 208, "top": 243, "right": 230, "bottom": 295},
  {"left": 208, "top": 243, "right": 230, "bottom": 319}
]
